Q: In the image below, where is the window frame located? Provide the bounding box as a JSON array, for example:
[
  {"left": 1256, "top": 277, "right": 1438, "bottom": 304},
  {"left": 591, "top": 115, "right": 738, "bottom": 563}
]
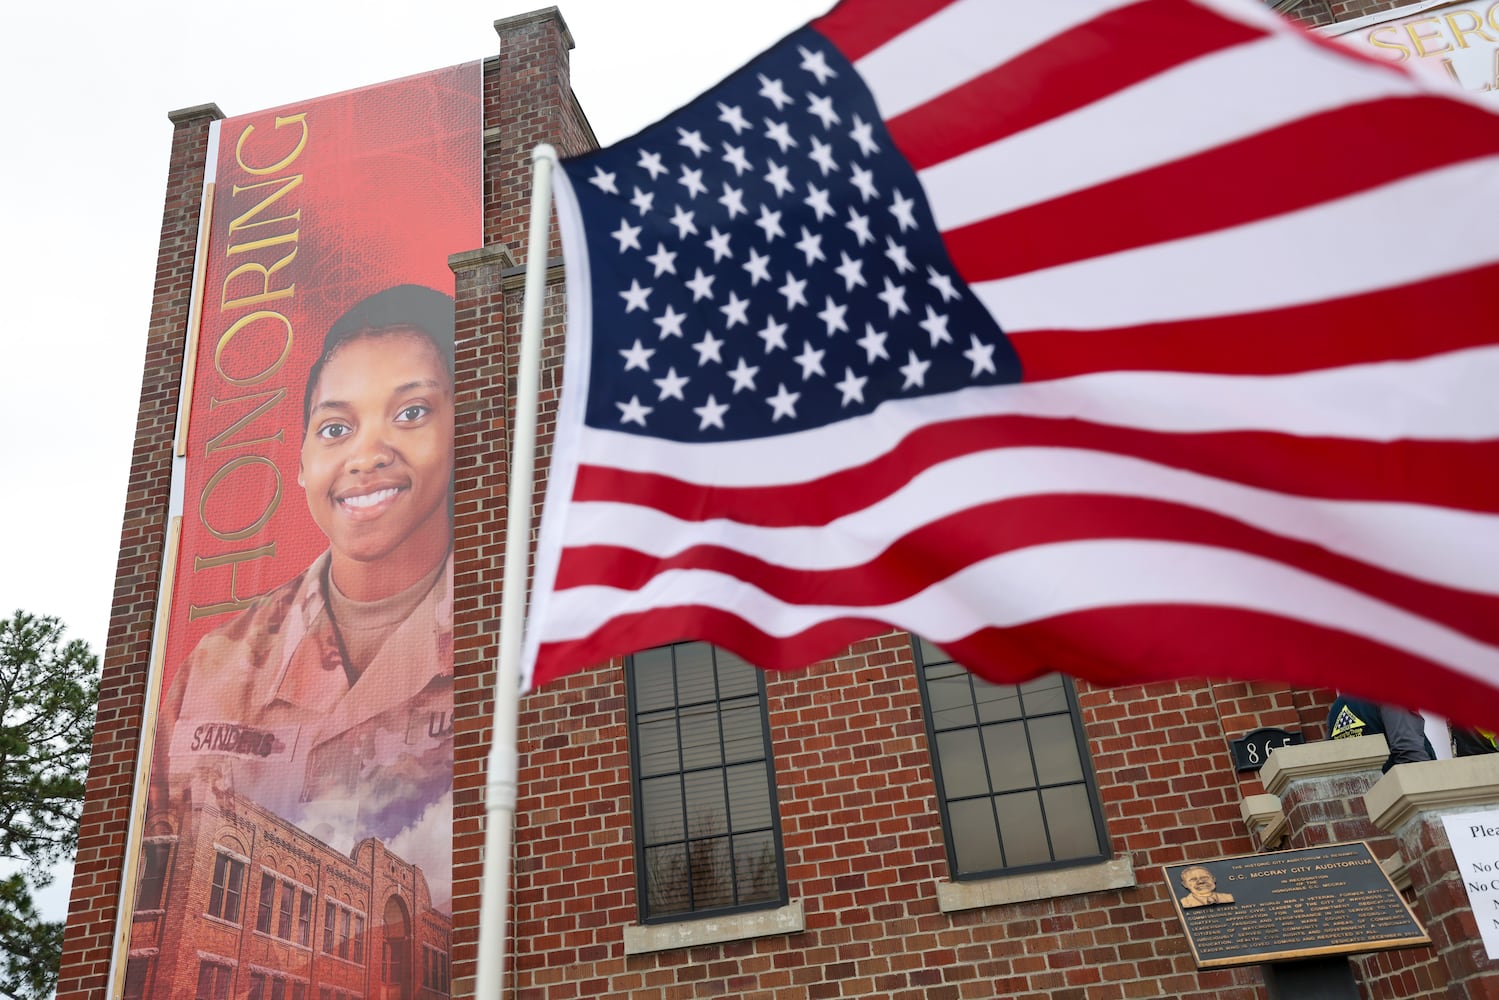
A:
[
  {"left": 122, "top": 956, "right": 153, "bottom": 1000},
  {"left": 206, "top": 852, "right": 245, "bottom": 924},
  {"left": 382, "top": 938, "right": 406, "bottom": 983},
  {"left": 195, "top": 960, "right": 232, "bottom": 1000},
  {"left": 322, "top": 901, "right": 336, "bottom": 954},
  {"left": 421, "top": 944, "right": 451, "bottom": 995},
  {"left": 135, "top": 841, "right": 172, "bottom": 911},
  {"left": 912, "top": 637, "right": 1110, "bottom": 882},
  {"left": 625, "top": 641, "right": 790, "bottom": 925},
  {"left": 297, "top": 889, "right": 314, "bottom": 947},
  {"left": 277, "top": 878, "right": 295, "bottom": 939},
  {"left": 322, "top": 900, "right": 366, "bottom": 962}
]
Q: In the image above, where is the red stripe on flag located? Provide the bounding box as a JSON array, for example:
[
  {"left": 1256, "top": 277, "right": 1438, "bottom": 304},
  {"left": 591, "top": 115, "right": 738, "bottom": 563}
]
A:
[
  {"left": 885, "top": 0, "right": 1264, "bottom": 173},
  {"left": 531, "top": 603, "right": 1490, "bottom": 728},
  {"left": 1009, "top": 262, "right": 1499, "bottom": 381},
  {"left": 944, "top": 97, "right": 1499, "bottom": 281},
  {"left": 552, "top": 495, "right": 1499, "bottom": 645},
  {"left": 572, "top": 417, "right": 1499, "bottom": 526},
  {"left": 810, "top": 0, "right": 961, "bottom": 63},
  {"left": 942, "top": 608, "right": 1493, "bottom": 727},
  {"left": 530, "top": 606, "right": 886, "bottom": 688}
]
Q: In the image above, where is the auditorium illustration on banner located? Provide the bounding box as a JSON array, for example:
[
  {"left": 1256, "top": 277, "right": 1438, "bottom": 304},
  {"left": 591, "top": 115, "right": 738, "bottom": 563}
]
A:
[{"left": 122, "top": 64, "right": 480, "bottom": 1000}]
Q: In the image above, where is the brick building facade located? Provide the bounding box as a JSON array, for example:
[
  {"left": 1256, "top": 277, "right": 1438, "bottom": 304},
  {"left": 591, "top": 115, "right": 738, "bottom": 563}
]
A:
[
  {"left": 124, "top": 790, "right": 450, "bottom": 1000},
  {"left": 59, "top": 4, "right": 1499, "bottom": 999}
]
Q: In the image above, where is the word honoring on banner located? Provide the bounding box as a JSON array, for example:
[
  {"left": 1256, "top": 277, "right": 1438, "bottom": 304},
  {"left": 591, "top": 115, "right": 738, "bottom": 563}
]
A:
[
  {"left": 122, "top": 63, "right": 480, "bottom": 1000},
  {"left": 1441, "top": 809, "right": 1499, "bottom": 959},
  {"left": 1332, "top": 0, "right": 1499, "bottom": 97}
]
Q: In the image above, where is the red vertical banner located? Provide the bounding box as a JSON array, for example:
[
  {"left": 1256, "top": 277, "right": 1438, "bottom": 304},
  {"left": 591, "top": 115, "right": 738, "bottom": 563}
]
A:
[{"left": 126, "top": 64, "right": 479, "bottom": 1000}]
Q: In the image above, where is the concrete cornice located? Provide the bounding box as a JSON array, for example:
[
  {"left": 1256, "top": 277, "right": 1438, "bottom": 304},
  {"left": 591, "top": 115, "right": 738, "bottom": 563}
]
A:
[
  {"left": 495, "top": 6, "right": 574, "bottom": 49},
  {"left": 167, "top": 103, "right": 224, "bottom": 125},
  {"left": 1262, "top": 734, "right": 1388, "bottom": 796},
  {"left": 449, "top": 244, "right": 516, "bottom": 273},
  {"left": 1240, "top": 793, "right": 1288, "bottom": 850},
  {"left": 1365, "top": 755, "right": 1499, "bottom": 833},
  {"left": 501, "top": 257, "right": 564, "bottom": 293}
]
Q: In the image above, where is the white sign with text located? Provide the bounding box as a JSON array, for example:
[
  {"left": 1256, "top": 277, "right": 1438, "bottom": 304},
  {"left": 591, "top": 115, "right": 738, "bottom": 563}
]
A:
[{"left": 1441, "top": 810, "right": 1499, "bottom": 959}]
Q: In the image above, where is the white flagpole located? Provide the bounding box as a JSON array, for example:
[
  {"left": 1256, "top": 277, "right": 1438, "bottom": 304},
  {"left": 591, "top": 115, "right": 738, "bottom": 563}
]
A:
[{"left": 475, "top": 141, "right": 557, "bottom": 1000}]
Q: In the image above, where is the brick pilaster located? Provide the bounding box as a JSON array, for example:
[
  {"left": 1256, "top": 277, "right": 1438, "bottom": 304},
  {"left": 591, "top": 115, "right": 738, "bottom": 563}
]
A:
[
  {"left": 56, "top": 101, "right": 222, "bottom": 1000},
  {"left": 1366, "top": 758, "right": 1499, "bottom": 999}
]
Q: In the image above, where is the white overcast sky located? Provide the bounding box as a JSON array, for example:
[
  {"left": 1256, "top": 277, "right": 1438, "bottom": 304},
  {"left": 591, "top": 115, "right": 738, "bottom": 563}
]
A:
[
  {"left": 0, "top": 0, "right": 832, "bottom": 657},
  {"left": 0, "top": 0, "right": 829, "bottom": 919}
]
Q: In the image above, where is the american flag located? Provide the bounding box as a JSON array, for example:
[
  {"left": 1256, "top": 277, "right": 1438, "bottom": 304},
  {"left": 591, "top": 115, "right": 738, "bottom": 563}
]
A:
[{"left": 521, "top": 0, "right": 1499, "bottom": 724}]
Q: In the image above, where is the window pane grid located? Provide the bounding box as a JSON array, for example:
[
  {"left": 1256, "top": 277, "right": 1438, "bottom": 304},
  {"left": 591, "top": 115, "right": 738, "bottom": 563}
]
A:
[
  {"left": 207, "top": 853, "right": 245, "bottom": 923},
  {"left": 915, "top": 640, "right": 1108, "bottom": 880},
  {"left": 628, "top": 642, "right": 787, "bottom": 923}
]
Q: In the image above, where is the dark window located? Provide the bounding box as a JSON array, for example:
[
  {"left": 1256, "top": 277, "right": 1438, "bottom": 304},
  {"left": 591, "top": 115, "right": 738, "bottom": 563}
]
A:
[
  {"left": 255, "top": 875, "right": 275, "bottom": 933},
  {"left": 270, "top": 979, "right": 286, "bottom": 1000},
  {"left": 352, "top": 914, "right": 365, "bottom": 963},
  {"left": 627, "top": 641, "right": 787, "bottom": 922},
  {"left": 383, "top": 940, "right": 407, "bottom": 983},
  {"left": 323, "top": 902, "right": 336, "bottom": 953},
  {"left": 421, "top": 945, "right": 450, "bottom": 994},
  {"left": 291, "top": 985, "right": 305, "bottom": 1000},
  {"left": 206, "top": 853, "right": 245, "bottom": 923},
  {"left": 136, "top": 843, "right": 170, "bottom": 910},
  {"left": 247, "top": 972, "right": 266, "bottom": 1000},
  {"left": 123, "top": 957, "right": 152, "bottom": 1000},
  {"left": 277, "top": 881, "right": 295, "bottom": 939},
  {"left": 297, "top": 890, "right": 313, "bottom": 947},
  {"left": 195, "top": 961, "right": 232, "bottom": 1000},
  {"left": 338, "top": 907, "right": 352, "bottom": 959},
  {"left": 914, "top": 637, "right": 1109, "bottom": 879}
]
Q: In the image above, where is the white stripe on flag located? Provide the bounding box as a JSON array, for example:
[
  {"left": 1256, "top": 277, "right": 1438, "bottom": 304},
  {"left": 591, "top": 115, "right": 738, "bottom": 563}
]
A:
[
  {"left": 918, "top": 34, "right": 1418, "bottom": 231},
  {"left": 1005, "top": 347, "right": 1499, "bottom": 440},
  {"left": 574, "top": 345, "right": 1499, "bottom": 481},
  {"left": 853, "top": 0, "right": 1143, "bottom": 121},
  {"left": 537, "top": 541, "right": 1499, "bottom": 683},
  {"left": 977, "top": 155, "right": 1499, "bottom": 328},
  {"left": 562, "top": 445, "right": 1499, "bottom": 595}
]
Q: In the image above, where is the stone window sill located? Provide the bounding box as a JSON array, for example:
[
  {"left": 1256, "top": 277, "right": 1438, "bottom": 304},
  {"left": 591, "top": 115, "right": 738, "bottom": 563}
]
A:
[
  {"left": 936, "top": 855, "right": 1136, "bottom": 913},
  {"left": 622, "top": 901, "right": 804, "bottom": 955}
]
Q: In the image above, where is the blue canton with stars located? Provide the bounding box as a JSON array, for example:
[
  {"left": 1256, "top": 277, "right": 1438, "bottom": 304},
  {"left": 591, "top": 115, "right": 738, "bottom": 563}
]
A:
[{"left": 567, "top": 27, "right": 1021, "bottom": 443}]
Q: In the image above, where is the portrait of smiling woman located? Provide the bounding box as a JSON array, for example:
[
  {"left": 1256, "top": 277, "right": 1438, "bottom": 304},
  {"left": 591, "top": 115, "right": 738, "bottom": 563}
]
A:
[
  {"left": 155, "top": 284, "right": 458, "bottom": 901},
  {"left": 299, "top": 289, "right": 455, "bottom": 603}
]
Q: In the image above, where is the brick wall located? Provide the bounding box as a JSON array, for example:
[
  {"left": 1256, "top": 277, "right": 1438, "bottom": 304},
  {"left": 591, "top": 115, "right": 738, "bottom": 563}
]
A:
[
  {"left": 1270, "top": 759, "right": 1445, "bottom": 1000},
  {"left": 503, "top": 646, "right": 1332, "bottom": 999},
  {"left": 451, "top": 10, "right": 595, "bottom": 996},
  {"left": 1356, "top": 943, "right": 1446, "bottom": 1000},
  {"left": 1394, "top": 815, "right": 1495, "bottom": 999},
  {"left": 56, "top": 102, "right": 220, "bottom": 1000},
  {"left": 1282, "top": 0, "right": 1414, "bottom": 27},
  {"left": 1327, "top": 0, "right": 1420, "bottom": 22}
]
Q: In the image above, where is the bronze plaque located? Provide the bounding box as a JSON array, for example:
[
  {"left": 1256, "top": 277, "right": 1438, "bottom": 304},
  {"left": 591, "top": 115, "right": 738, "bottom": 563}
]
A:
[{"left": 1164, "top": 842, "right": 1429, "bottom": 968}]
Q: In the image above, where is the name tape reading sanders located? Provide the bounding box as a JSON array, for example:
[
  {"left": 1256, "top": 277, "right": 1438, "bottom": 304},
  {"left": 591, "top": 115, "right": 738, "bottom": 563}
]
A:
[{"left": 1163, "top": 842, "right": 1429, "bottom": 968}]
